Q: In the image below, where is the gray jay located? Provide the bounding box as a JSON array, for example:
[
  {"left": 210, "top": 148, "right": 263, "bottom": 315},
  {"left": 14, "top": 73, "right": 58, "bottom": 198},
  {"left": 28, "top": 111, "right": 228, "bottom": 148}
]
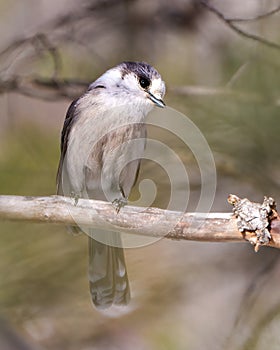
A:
[{"left": 56, "top": 61, "right": 166, "bottom": 309}]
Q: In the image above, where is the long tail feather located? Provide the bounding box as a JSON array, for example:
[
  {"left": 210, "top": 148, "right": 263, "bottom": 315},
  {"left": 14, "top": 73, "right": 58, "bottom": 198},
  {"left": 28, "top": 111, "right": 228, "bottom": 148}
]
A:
[{"left": 88, "top": 231, "right": 130, "bottom": 309}]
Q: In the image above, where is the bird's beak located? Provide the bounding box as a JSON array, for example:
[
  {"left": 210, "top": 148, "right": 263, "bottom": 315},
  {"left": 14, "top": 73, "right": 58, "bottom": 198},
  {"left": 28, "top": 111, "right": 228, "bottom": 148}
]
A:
[{"left": 147, "top": 91, "right": 165, "bottom": 108}]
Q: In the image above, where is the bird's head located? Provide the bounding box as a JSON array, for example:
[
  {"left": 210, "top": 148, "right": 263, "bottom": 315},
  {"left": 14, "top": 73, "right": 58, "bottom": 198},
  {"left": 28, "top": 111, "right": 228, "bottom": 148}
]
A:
[{"left": 89, "top": 61, "right": 166, "bottom": 110}]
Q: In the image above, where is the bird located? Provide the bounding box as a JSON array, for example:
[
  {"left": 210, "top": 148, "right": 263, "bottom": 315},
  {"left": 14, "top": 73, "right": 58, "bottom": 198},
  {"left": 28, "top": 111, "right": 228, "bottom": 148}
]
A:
[{"left": 56, "top": 61, "right": 166, "bottom": 309}]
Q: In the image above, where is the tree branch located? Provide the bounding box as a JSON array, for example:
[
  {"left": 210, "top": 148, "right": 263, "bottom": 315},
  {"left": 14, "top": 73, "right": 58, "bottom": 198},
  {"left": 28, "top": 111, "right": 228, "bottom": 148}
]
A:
[
  {"left": 1, "top": 76, "right": 280, "bottom": 106},
  {"left": 200, "top": 0, "right": 280, "bottom": 51},
  {"left": 169, "top": 85, "right": 280, "bottom": 105},
  {"left": 0, "top": 195, "right": 280, "bottom": 250},
  {"left": 227, "top": 5, "right": 280, "bottom": 22},
  {"left": 0, "top": 76, "right": 88, "bottom": 101},
  {"left": 0, "top": 2, "right": 279, "bottom": 102}
]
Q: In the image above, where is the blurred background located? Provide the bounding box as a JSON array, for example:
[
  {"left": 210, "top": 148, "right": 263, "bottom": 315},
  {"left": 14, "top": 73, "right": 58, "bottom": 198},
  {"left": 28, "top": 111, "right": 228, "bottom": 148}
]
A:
[{"left": 1, "top": 0, "right": 280, "bottom": 349}]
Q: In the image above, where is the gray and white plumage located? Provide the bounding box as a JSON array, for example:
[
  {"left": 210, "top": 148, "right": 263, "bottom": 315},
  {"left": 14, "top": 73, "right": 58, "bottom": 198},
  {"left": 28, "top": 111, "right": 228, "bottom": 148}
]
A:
[{"left": 57, "top": 61, "right": 165, "bottom": 309}]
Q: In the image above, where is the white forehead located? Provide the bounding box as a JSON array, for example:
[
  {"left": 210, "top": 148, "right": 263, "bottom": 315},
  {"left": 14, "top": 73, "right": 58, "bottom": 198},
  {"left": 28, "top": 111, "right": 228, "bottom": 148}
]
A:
[
  {"left": 103, "top": 67, "right": 122, "bottom": 81},
  {"left": 89, "top": 67, "right": 122, "bottom": 88},
  {"left": 89, "top": 64, "right": 165, "bottom": 98}
]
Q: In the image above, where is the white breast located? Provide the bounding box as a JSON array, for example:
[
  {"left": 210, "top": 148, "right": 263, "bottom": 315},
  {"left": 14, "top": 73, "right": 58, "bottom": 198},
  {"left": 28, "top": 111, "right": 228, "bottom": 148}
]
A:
[{"left": 65, "top": 93, "right": 150, "bottom": 198}]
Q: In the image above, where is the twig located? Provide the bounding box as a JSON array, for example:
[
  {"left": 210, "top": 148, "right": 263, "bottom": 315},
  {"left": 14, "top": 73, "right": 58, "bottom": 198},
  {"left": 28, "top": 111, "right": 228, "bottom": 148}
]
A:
[
  {"left": 227, "top": 5, "right": 280, "bottom": 22},
  {"left": 169, "top": 85, "right": 278, "bottom": 105},
  {"left": 0, "top": 0, "right": 121, "bottom": 59},
  {"left": 32, "top": 34, "right": 62, "bottom": 80},
  {"left": 1, "top": 75, "right": 280, "bottom": 105},
  {"left": 0, "top": 195, "right": 280, "bottom": 249},
  {"left": 200, "top": 1, "right": 280, "bottom": 51},
  {"left": 0, "top": 76, "right": 88, "bottom": 100}
]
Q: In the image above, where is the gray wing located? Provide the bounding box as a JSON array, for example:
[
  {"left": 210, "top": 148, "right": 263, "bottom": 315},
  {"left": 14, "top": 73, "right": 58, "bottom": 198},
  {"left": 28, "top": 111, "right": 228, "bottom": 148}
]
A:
[{"left": 56, "top": 99, "right": 79, "bottom": 195}]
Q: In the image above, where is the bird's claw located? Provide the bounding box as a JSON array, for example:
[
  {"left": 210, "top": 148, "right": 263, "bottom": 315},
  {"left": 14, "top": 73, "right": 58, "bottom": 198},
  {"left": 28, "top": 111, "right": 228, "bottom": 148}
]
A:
[
  {"left": 70, "top": 191, "right": 80, "bottom": 206},
  {"left": 112, "top": 198, "right": 127, "bottom": 213}
]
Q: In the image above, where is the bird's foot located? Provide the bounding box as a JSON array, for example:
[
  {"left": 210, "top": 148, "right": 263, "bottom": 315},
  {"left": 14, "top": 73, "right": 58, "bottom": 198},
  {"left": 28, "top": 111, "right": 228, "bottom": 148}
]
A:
[
  {"left": 112, "top": 198, "right": 127, "bottom": 213},
  {"left": 70, "top": 191, "right": 80, "bottom": 206}
]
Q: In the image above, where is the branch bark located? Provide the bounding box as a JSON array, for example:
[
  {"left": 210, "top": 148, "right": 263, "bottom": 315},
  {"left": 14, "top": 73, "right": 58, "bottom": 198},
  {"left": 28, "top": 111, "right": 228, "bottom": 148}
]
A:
[{"left": 0, "top": 195, "right": 280, "bottom": 249}]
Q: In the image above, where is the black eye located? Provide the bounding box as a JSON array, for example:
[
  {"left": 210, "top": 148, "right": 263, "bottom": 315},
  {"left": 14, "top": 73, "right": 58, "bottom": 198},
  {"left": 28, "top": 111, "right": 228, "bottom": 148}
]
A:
[{"left": 139, "top": 76, "right": 150, "bottom": 89}]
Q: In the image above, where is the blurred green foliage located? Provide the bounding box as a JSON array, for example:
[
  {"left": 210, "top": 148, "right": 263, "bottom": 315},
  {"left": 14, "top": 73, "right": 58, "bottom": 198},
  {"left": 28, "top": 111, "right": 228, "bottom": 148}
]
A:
[
  {"left": 0, "top": 126, "right": 88, "bottom": 323},
  {"left": 0, "top": 125, "right": 58, "bottom": 196}
]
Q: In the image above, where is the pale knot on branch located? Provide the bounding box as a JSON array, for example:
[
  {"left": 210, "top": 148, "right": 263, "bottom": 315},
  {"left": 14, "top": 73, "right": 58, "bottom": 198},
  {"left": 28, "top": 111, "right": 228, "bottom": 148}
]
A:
[{"left": 228, "top": 194, "right": 278, "bottom": 252}]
